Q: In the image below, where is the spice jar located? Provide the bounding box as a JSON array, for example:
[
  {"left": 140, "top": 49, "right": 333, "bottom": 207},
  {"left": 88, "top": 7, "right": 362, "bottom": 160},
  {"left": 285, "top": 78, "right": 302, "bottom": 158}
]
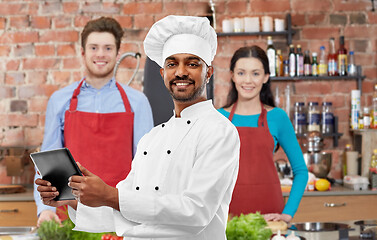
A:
[
  {"left": 307, "top": 101, "right": 320, "bottom": 132},
  {"left": 293, "top": 102, "right": 306, "bottom": 135},
  {"left": 321, "top": 102, "right": 334, "bottom": 134}
]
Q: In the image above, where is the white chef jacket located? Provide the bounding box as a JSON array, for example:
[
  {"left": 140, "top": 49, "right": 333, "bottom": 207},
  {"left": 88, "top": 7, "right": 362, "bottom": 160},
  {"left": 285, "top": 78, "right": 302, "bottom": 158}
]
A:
[{"left": 69, "top": 100, "right": 240, "bottom": 240}]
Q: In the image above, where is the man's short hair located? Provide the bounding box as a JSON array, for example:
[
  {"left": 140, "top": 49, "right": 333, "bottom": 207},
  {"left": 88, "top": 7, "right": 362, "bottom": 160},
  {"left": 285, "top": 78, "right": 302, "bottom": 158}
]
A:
[{"left": 81, "top": 17, "right": 124, "bottom": 53}]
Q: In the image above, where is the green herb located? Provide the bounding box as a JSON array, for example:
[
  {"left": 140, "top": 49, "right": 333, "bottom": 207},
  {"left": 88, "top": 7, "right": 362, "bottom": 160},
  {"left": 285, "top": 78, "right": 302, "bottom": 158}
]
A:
[
  {"left": 226, "top": 212, "right": 273, "bottom": 240},
  {"left": 37, "top": 218, "right": 112, "bottom": 240}
]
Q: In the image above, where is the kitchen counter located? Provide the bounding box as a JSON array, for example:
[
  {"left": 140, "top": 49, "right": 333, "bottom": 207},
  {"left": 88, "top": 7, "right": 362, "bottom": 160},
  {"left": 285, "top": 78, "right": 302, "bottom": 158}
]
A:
[
  {"left": 0, "top": 188, "right": 34, "bottom": 202},
  {"left": 283, "top": 185, "right": 377, "bottom": 197}
]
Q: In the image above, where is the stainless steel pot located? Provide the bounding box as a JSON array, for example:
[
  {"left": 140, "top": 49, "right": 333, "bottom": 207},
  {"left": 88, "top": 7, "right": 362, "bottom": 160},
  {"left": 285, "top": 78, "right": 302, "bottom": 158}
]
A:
[{"left": 303, "top": 152, "right": 332, "bottom": 178}]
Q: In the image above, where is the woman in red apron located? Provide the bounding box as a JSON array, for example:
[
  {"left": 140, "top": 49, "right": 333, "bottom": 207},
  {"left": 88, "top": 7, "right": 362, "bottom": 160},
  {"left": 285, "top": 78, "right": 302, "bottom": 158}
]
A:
[{"left": 218, "top": 46, "right": 308, "bottom": 223}]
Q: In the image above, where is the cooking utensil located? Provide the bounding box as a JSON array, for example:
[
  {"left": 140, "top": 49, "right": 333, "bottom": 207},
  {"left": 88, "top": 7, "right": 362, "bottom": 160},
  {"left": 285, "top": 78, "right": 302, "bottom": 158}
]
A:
[
  {"left": 290, "top": 222, "right": 349, "bottom": 232},
  {"left": 113, "top": 52, "right": 141, "bottom": 86},
  {"left": 0, "top": 226, "right": 36, "bottom": 235},
  {"left": 303, "top": 152, "right": 332, "bottom": 178}
]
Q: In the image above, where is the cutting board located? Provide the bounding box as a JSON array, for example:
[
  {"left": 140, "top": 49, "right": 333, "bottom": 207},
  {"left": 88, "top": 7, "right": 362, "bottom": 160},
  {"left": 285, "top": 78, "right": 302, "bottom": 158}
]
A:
[{"left": 0, "top": 185, "right": 25, "bottom": 194}]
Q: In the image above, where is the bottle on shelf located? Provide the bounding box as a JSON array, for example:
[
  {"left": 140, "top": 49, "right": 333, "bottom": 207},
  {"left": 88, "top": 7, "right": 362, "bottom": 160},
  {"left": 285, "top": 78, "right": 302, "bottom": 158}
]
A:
[
  {"left": 296, "top": 44, "right": 304, "bottom": 76},
  {"left": 318, "top": 46, "right": 327, "bottom": 76},
  {"left": 307, "top": 101, "right": 320, "bottom": 132},
  {"left": 267, "top": 36, "right": 276, "bottom": 77},
  {"left": 348, "top": 51, "right": 357, "bottom": 76},
  {"left": 283, "top": 60, "right": 289, "bottom": 77},
  {"left": 342, "top": 143, "right": 352, "bottom": 177},
  {"left": 370, "top": 149, "right": 377, "bottom": 190},
  {"left": 363, "top": 107, "right": 371, "bottom": 129},
  {"left": 293, "top": 102, "right": 307, "bottom": 135},
  {"left": 304, "top": 50, "right": 311, "bottom": 76},
  {"left": 372, "top": 84, "right": 377, "bottom": 129},
  {"left": 358, "top": 109, "right": 364, "bottom": 129},
  {"left": 275, "top": 49, "right": 283, "bottom": 77},
  {"left": 328, "top": 37, "right": 338, "bottom": 76},
  {"left": 289, "top": 44, "right": 296, "bottom": 77},
  {"left": 321, "top": 102, "right": 334, "bottom": 134},
  {"left": 337, "top": 36, "right": 348, "bottom": 76},
  {"left": 311, "top": 52, "right": 319, "bottom": 77},
  {"left": 284, "top": 85, "right": 291, "bottom": 119}
]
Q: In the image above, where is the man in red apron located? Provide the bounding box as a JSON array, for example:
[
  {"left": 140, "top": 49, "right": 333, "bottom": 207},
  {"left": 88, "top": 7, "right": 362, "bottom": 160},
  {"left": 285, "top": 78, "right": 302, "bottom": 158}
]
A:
[{"left": 34, "top": 17, "right": 153, "bottom": 226}]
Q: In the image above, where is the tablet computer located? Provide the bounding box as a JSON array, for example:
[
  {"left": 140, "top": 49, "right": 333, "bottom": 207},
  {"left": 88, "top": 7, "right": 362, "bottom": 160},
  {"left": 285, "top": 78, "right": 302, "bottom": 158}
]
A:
[{"left": 30, "top": 148, "right": 82, "bottom": 201}]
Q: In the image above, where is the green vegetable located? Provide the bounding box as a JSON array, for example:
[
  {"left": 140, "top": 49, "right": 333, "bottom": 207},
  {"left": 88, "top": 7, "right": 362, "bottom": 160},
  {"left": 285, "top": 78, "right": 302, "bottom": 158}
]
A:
[
  {"left": 226, "top": 212, "right": 273, "bottom": 240},
  {"left": 37, "top": 218, "right": 112, "bottom": 240}
]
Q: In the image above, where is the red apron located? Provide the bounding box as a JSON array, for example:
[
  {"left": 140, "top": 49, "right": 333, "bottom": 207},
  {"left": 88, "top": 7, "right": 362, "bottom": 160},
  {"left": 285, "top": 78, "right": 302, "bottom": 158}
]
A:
[{"left": 228, "top": 101, "right": 284, "bottom": 216}]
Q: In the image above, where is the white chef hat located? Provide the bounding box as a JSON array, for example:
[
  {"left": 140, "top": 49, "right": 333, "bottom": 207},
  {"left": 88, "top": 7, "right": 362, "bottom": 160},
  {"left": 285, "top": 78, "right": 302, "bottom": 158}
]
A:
[{"left": 144, "top": 15, "right": 217, "bottom": 67}]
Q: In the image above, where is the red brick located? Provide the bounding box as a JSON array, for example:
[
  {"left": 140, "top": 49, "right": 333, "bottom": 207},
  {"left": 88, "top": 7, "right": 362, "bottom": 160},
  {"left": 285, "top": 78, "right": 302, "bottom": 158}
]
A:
[
  {"left": 23, "top": 58, "right": 60, "bottom": 70},
  {"left": 354, "top": 54, "right": 374, "bottom": 68},
  {"left": 295, "top": 81, "right": 334, "bottom": 95},
  {"left": 291, "top": 13, "right": 306, "bottom": 27},
  {"left": 292, "top": 0, "right": 332, "bottom": 12},
  {"left": 212, "top": 56, "right": 231, "bottom": 70},
  {"left": 0, "top": 3, "right": 24, "bottom": 15},
  {"left": 344, "top": 26, "right": 377, "bottom": 39},
  {"left": 134, "top": 14, "right": 154, "bottom": 29},
  {"left": 52, "top": 71, "right": 71, "bottom": 84},
  {"left": 249, "top": 0, "right": 290, "bottom": 13},
  {"left": 74, "top": 16, "right": 92, "bottom": 28},
  {"left": 19, "top": 85, "right": 60, "bottom": 98},
  {"left": 331, "top": 80, "right": 358, "bottom": 94},
  {"left": 41, "top": 2, "right": 62, "bottom": 14},
  {"left": 9, "top": 16, "right": 29, "bottom": 28},
  {"left": 123, "top": 2, "right": 162, "bottom": 15},
  {"left": 63, "top": 2, "right": 79, "bottom": 14},
  {"left": 333, "top": 0, "right": 370, "bottom": 11},
  {"left": 301, "top": 27, "right": 340, "bottom": 40},
  {"left": 226, "top": 1, "right": 248, "bottom": 14},
  {"left": 5, "top": 114, "right": 38, "bottom": 127},
  {"left": 5, "top": 72, "right": 25, "bottom": 85},
  {"left": 63, "top": 57, "right": 81, "bottom": 69},
  {"left": 213, "top": 81, "right": 232, "bottom": 108},
  {"left": 13, "top": 44, "right": 33, "bottom": 57},
  {"left": 322, "top": 95, "right": 347, "bottom": 108},
  {"left": 163, "top": 2, "right": 186, "bottom": 15},
  {"left": 114, "top": 16, "right": 132, "bottom": 28},
  {"left": 57, "top": 44, "right": 76, "bottom": 56},
  {"left": 0, "top": 32, "right": 38, "bottom": 44},
  {"left": 119, "top": 43, "right": 139, "bottom": 53},
  {"left": 54, "top": 17, "right": 72, "bottom": 29},
  {"left": 364, "top": 66, "right": 377, "bottom": 79},
  {"left": 0, "top": 45, "right": 10, "bottom": 56},
  {"left": 29, "top": 98, "right": 48, "bottom": 112},
  {"left": 39, "top": 30, "right": 79, "bottom": 43},
  {"left": 307, "top": 14, "right": 327, "bottom": 25},
  {"left": 368, "top": 12, "right": 377, "bottom": 24},
  {"left": 0, "top": 18, "right": 5, "bottom": 29},
  {"left": 103, "top": 2, "right": 122, "bottom": 14},
  {"left": 6, "top": 60, "right": 20, "bottom": 71},
  {"left": 0, "top": 86, "right": 14, "bottom": 98},
  {"left": 26, "top": 71, "right": 48, "bottom": 85},
  {"left": 31, "top": 16, "right": 51, "bottom": 29},
  {"left": 1, "top": 128, "right": 24, "bottom": 146},
  {"left": 81, "top": 2, "right": 103, "bottom": 14},
  {"left": 25, "top": 127, "right": 44, "bottom": 146},
  {"left": 35, "top": 45, "right": 55, "bottom": 57},
  {"left": 186, "top": 2, "right": 211, "bottom": 15}
]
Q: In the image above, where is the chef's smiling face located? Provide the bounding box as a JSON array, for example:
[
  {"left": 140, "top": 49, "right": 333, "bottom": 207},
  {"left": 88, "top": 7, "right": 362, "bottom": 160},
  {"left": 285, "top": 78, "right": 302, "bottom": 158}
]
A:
[
  {"left": 232, "top": 57, "right": 269, "bottom": 101},
  {"left": 160, "top": 53, "right": 213, "bottom": 104},
  {"left": 82, "top": 31, "right": 118, "bottom": 80}
]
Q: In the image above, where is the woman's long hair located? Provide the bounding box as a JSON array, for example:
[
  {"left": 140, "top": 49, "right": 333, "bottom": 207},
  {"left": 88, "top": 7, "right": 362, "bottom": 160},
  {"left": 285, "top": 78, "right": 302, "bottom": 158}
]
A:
[{"left": 223, "top": 45, "right": 275, "bottom": 108}]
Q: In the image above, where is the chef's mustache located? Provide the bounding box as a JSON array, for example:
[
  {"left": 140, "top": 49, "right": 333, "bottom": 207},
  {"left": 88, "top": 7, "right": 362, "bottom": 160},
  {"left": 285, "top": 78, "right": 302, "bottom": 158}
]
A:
[{"left": 169, "top": 76, "right": 194, "bottom": 84}]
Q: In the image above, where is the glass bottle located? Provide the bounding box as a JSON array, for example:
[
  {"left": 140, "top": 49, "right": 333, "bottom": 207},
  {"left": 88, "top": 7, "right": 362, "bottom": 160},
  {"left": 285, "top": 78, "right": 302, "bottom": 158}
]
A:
[
  {"left": 293, "top": 102, "right": 307, "bottom": 135},
  {"left": 307, "top": 101, "right": 320, "bottom": 132},
  {"left": 304, "top": 50, "right": 311, "bottom": 76},
  {"left": 342, "top": 143, "right": 352, "bottom": 177},
  {"left": 311, "top": 52, "right": 318, "bottom": 77},
  {"left": 275, "top": 49, "right": 283, "bottom": 77},
  {"left": 318, "top": 46, "right": 327, "bottom": 76},
  {"left": 372, "top": 84, "right": 377, "bottom": 129},
  {"left": 296, "top": 44, "right": 304, "bottom": 76},
  {"left": 337, "top": 36, "right": 348, "bottom": 76},
  {"left": 284, "top": 85, "right": 291, "bottom": 119},
  {"left": 358, "top": 109, "right": 364, "bottom": 129},
  {"left": 321, "top": 102, "right": 334, "bottom": 134},
  {"left": 370, "top": 149, "right": 377, "bottom": 190},
  {"left": 289, "top": 44, "right": 296, "bottom": 77},
  {"left": 363, "top": 107, "right": 371, "bottom": 129},
  {"left": 328, "top": 37, "right": 338, "bottom": 76},
  {"left": 283, "top": 60, "right": 289, "bottom": 77},
  {"left": 348, "top": 51, "right": 357, "bottom": 76},
  {"left": 267, "top": 36, "right": 276, "bottom": 77}
]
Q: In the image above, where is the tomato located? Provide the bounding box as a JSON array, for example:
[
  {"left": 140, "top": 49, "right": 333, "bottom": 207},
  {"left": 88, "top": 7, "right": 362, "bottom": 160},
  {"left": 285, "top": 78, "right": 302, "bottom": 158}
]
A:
[
  {"left": 110, "top": 236, "right": 120, "bottom": 240},
  {"left": 101, "top": 234, "right": 111, "bottom": 240}
]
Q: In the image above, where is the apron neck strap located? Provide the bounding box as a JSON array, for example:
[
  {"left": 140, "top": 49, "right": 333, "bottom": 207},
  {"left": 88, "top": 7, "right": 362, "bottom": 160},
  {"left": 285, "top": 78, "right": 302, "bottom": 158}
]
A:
[
  {"left": 228, "top": 101, "right": 267, "bottom": 127},
  {"left": 69, "top": 79, "right": 132, "bottom": 113}
]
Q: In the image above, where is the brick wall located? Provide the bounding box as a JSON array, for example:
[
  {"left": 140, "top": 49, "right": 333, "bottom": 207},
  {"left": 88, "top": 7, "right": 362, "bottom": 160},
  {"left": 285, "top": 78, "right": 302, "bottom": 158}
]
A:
[{"left": 0, "top": 0, "right": 376, "bottom": 182}]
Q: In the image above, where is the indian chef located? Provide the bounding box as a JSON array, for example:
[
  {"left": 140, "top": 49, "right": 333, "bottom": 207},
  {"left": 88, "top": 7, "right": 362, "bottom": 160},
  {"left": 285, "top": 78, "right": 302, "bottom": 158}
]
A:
[{"left": 36, "top": 15, "right": 240, "bottom": 240}]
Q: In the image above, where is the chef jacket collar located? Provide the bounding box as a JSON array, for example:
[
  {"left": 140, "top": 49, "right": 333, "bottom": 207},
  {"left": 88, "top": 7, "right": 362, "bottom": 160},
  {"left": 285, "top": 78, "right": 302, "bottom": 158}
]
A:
[
  {"left": 81, "top": 77, "right": 117, "bottom": 90},
  {"left": 173, "top": 100, "right": 213, "bottom": 118}
]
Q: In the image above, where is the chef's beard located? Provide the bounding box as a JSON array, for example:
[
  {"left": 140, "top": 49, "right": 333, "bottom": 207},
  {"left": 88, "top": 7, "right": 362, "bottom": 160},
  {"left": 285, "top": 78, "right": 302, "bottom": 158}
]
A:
[{"left": 168, "top": 76, "right": 206, "bottom": 102}]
